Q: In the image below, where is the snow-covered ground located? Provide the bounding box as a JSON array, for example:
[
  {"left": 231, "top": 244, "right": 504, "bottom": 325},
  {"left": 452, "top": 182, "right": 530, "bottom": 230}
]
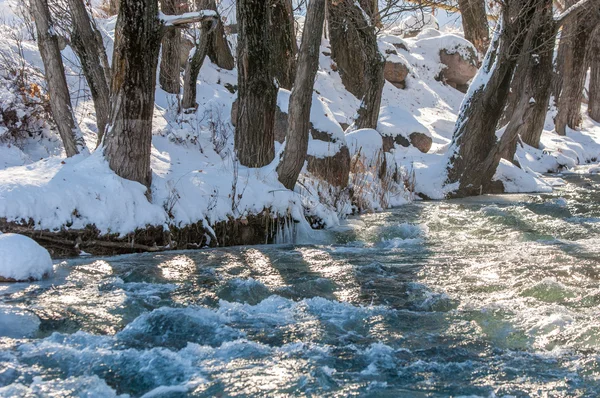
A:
[{"left": 0, "top": 1, "right": 598, "bottom": 241}]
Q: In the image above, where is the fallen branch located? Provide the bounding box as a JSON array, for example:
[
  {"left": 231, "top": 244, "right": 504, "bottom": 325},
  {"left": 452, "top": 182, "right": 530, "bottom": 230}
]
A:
[{"left": 160, "top": 10, "right": 218, "bottom": 27}]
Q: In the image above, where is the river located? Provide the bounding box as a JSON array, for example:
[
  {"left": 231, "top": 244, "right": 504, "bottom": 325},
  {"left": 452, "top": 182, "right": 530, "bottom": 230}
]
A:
[{"left": 1, "top": 171, "right": 600, "bottom": 397}]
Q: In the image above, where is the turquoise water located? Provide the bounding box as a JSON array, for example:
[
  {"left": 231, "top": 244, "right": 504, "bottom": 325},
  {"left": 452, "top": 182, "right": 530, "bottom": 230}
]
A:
[{"left": 2, "top": 173, "right": 600, "bottom": 397}]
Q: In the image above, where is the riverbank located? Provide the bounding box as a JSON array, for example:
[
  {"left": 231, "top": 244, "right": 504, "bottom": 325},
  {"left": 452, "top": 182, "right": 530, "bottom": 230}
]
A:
[{"left": 1, "top": 2, "right": 600, "bottom": 257}]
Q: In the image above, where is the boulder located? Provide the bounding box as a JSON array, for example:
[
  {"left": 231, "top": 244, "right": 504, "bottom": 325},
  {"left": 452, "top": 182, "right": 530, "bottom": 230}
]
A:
[
  {"left": 439, "top": 49, "right": 478, "bottom": 93},
  {"left": 384, "top": 61, "right": 410, "bottom": 89},
  {"left": 0, "top": 234, "right": 53, "bottom": 282},
  {"left": 408, "top": 132, "right": 433, "bottom": 153}
]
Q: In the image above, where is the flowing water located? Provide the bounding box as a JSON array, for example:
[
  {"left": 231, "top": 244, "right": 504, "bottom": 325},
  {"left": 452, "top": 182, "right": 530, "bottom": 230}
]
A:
[{"left": 2, "top": 172, "right": 600, "bottom": 397}]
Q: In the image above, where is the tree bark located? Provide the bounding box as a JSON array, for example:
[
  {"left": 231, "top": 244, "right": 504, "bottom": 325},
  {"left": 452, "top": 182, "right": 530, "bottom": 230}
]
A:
[
  {"left": 196, "top": 0, "right": 235, "bottom": 70},
  {"left": 181, "top": 18, "right": 215, "bottom": 111},
  {"left": 328, "top": 0, "right": 384, "bottom": 130},
  {"left": 31, "top": 0, "right": 85, "bottom": 157},
  {"left": 554, "top": 7, "right": 597, "bottom": 135},
  {"left": 445, "top": 0, "right": 539, "bottom": 197},
  {"left": 588, "top": 24, "right": 600, "bottom": 122},
  {"left": 498, "top": 0, "right": 554, "bottom": 157},
  {"left": 458, "top": 0, "right": 490, "bottom": 56},
  {"left": 103, "top": 0, "right": 163, "bottom": 191},
  {"left": 67, "top": 0, "right": 111, "bottom": 147},
  {"left": 235, "top": 0, "right": 277, "bottom": 167},
  {"left": 277, "top": 0, "right": 326, "bottom": 189},
  {"left": 269, "top": 0, "right": 297, "bottom": 89},
  {"left": 159, "top": 0, "right": 182, "bottom": 94}
]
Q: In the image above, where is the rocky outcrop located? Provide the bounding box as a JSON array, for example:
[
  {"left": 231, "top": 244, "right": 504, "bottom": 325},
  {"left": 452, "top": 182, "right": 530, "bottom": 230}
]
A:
[{"left": 439, "top": 49, "right": 478, "bottom": 93}]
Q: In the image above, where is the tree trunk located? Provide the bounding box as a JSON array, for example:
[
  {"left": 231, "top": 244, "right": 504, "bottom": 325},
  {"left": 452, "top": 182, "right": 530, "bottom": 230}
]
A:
[
  {"left": 107, "top": 0, "right": 119, "bottom": 15},
  {"left": 498, "top": 0, "right": 554, "bottom": 157},
  {"left": 181, "top": 18, "right": 214, "bottom": 111},
  {"left": 269, "top": 0, "right": 297, "bottom": 89},
  {"left": 554, "top": 8, "right": 596, "bottom": 135},
  {"left": 196, "top": 0, "right": 235, "bottom": 70},
  {"left": 588, "top": 24, "right": 600, "bottom": 122},
  {"left": 159, "top": 0, "right": 181, "bottom": 94},
  {"left": 103, "top": 0, "right": 163, "bottom": 191},
  {"left": 235, "top": 0, "right": 277, "bottom": 167},
  {"left": 67, "top": 0, "right": 111, "bottom": 147},
  {"left": 31, "top": 0, "right": 85, "bottom": 157},
  {"left": 277, "top": 0, "right": 326, "bottom": 189},
  {"left": 458, "top": 0, "right": 490, "bottom": 56},
  {"left": 445, "top": 0, "right": 538, "bottom": 197},
  {"left": 328, "top": 0, "right": 384, "bottom": 130}
]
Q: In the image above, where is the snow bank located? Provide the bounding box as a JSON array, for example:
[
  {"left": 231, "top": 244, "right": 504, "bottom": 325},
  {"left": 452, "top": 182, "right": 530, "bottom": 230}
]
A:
[{"left": 0, "top": 233, "right": 53, "bottom": 281}]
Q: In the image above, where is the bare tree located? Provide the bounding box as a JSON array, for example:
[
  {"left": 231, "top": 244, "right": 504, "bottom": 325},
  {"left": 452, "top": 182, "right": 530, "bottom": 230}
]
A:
[
  {"left": 235, "top": 0, "right": 277, "bottom": 167},
  {"left": 554, "top": 3, "right": 598, "bottom": 135},
  {"left": 446, "top": 0, "right": 597, "bottom": 197},
  {"left": 197, "top": 0, "right": 234, "bottom": 70},
  {"left": 445, "top": 0, "right": 542, "bottom": 197},
  {"left": 103, "top": 0, "right": 216, "bottom": 192},
  {"left": 587, "top": 24, "right": 600, "bottom": 122},
  {"left": 159, "top": 0, "right": 182, "bottom": 94},
  {"left": 181, "top": 17, "right": 216, "bottom": 110},
  {"left": 269, "top": 0, "right": 297, "bottom": 89},
  {"left": 181, "top": 0, "right": 233, "bottom": 111},
  {"left": 66, "top": 0, "right": 111, "bottom": 146},
  {"left": 31, "top": 0, "right": 85, "bottom": 157},
  {"left": 498, "top": 0, "right": 554, "bottom": 157},
  {"left": 277, "top": 0, "right": 326, "bottom": 189},
  {"left": 328, "top": 0, "right": 384, "bottom": 130},
  {"left": 457, "top": 0, "right": 490, "bottom": 56}
]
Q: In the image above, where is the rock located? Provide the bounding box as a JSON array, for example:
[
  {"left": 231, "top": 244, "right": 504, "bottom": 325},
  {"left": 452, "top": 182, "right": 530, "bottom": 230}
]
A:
[
  {"left": 0, "top": 234, "right": 53, "bottom": 282},
  {"left": 439, "top": 49, "right": 478, "bottom": 93},
  {"left": 384, "top": 61, "right": 410, "bottom": 89},
  {"left": 409, "top": 132, "right": 433, "bottom": 153}
]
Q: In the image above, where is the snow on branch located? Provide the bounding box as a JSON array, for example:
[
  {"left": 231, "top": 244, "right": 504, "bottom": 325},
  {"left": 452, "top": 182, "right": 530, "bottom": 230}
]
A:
[
  {"left": 160, "top": 10, "right": 218, "bottom": 27},
  {"left": 554, "top": 0, "right": 596, "bottom": 26}
]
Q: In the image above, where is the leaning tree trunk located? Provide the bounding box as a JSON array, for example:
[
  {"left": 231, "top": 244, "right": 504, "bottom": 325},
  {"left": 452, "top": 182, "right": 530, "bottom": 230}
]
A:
[
  {"left": 67, "top": 0, "right": 111, "bottom": 147},
  {"left": 277, "top": 0, "right": 326, "bottom": 189},
  {"left": 588, "top": 24, "right": 600, "bottom": 122},
  {"left": 458, "top": 0, "right": 490, "bottom": 57},
  {"left": 554, "top": 8, "right": 596, "bottom": 135},
  {"left": 445, "top": 0, "right": 538, "bottom": 197},
  {"left": 196, "top": 0, "right": 235, "bottom": 70},
  {"left": 31, "top": 0, "right": 85, "bottom": 157},
  {"left": 269, "top": 0, "right": 297, "bottom": 89},
  {"left": 235, "top": 0, "right": 277, "bottom": 167},
  {"left": 498, "top": 0, "right": 554, "bottom": 158},
  {"left": 181, "top": 18, "right": 214, "bottom": 111},
  {"left": 103, "top": 0, "right": 163, "bottom": 191},
  {"left": 159, "top": 0, "right": 181, "bottom": 94},
  {"left": 328, "top": 0, "right": 384, "bottom": 130}
]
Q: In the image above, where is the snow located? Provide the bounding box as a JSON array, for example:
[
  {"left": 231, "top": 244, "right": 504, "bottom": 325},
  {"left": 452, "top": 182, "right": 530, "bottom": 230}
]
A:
[
  {"left": 0, "top": 0, "right": 598, "bottom": 240},
  {"left": 0, "top": 233, "right": 53, "bottom": 281}
]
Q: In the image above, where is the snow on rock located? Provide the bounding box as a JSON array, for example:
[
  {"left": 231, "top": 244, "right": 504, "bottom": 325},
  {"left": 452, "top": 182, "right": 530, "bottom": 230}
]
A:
[
  {"left": 346, "top": 129, "right": 384, "bottom": 160},
  {"left": 378, "top": 106, "right": 432, "bottom": 153},
  {"left": 493, "top": 159, "right": 552, "bottom": 194},
  {"left": 394, "top": 13, "right": 439, "bottom": 37},
  {"left": 0, "top": 233, "right": 53, "bottom": 282}
]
